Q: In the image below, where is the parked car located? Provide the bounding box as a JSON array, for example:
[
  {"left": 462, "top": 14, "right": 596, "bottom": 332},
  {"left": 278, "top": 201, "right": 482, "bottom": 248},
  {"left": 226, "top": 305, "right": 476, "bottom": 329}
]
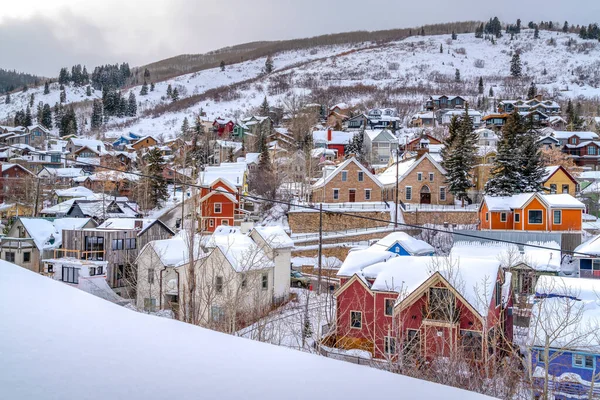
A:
[{"left": 291, "top": 270, "right": 310, "bottom": 288}]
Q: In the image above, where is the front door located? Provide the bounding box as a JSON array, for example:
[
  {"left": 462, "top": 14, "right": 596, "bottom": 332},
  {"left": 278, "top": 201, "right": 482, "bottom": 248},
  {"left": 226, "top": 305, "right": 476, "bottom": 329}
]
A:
[
  {"left": 423, "top": 324, "right": 455, "bottom": 358},
  {"left": 349, "top": 189, "right": 356, "bottom": 203},
  {"left": 420, "top": 185, "right": 431, "bottom": 204}
]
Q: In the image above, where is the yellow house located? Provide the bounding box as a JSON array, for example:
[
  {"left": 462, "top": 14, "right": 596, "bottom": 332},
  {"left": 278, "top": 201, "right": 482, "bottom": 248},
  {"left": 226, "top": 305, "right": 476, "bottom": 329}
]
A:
[
  {"left": 0, "top": 203, "right": 34, "bottom": 221},
  {"left": 543, "top": 166, "right": 578, "bottom": 196},
  {"left": 472, "top": 148, "right": 497, "bottom": 192}
]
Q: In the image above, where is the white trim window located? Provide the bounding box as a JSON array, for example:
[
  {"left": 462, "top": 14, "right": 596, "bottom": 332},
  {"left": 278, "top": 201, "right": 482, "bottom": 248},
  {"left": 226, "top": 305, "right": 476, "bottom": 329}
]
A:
[
  {"left": 357, "top": 171, "right": 364, "bottom": 182},
  {"left": 341, "top": 171, "right": 348, "bottom": 182},
  {"left": 429, "top": 172, "right": 434, "bottom": 181},
  {"left": 365, "top": 189, "right": 371, "bottom": 200},
  {"left": 214, "top": 203, "right": 222, "bottom": 214},
  {"left": 553, "top": 210, "right": 562, "bottom": 225},
  {"left": 439, "top": 187, "right": 446, "bottom": 201},
  {"left": 405, "top": 186, "right": 412, "bottom": 201},
  {"left": 350, "top": 311, "right": 362, "bottom": 329},
  {"left": 528, "top": 210, "right": 543, "bottom": 224},
  {"left": 515, "top": 213, "right": 520, "bottom": 223},
  {"left": 384, "top": 298, "right": 394, "bottom": 316},
  {"left": 500, "top": 212, "right": 507, "bottom": 222},
  {"left": 384, "top": 336, "right": 397, "bottom": 354},
  {"left": 333, "top": 189, "right": 339, "bottom": 200},
  {"left": 417, "top": 172, "right": 423, "bottom": 181}
]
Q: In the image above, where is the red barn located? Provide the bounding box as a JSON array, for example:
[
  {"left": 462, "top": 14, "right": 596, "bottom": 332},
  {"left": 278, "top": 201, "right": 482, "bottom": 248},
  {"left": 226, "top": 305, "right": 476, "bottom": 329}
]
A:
[
  {"left": 332, "top": 252, "right": 511, "bottom": 360},
  {"left": 199, "top": 178, "right": 241, "bottom": 232}
]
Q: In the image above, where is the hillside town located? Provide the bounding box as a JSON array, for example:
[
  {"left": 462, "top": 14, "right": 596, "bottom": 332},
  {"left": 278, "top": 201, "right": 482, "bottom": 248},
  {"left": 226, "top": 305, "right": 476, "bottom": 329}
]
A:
[{"left": 3, "top": 13, "right": 600, "bottom": 400}]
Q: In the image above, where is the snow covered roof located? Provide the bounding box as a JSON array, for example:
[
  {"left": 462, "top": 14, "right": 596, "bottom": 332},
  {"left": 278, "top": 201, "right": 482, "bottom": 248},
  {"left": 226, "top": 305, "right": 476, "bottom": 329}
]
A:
[
  {"left": 146, "top": 232, "right": 205, "bottom": 267},
  {"left": 252, "top": 226, "right": 294, "bottom": 249},
  {"left": 207, "top": 227, "right": 274, "bottom": 272},
  {"left": 312, "top": 157, "right": 382, "bottom": 189},
  {"left": 372, "top": 232, "right": 434, "bottom": 256},
  {"left": 378, "top": 153, "right": 445, "bottom": 186},
  {"left": 200, "top": 162, "right": 247, "bottom": 188},
  {"left": 70, "top": 138, "right": 106, "bottom": 152},
  {"left": 574, "top": 235, "right": 600, "bottom": 257},
  {"left": 96, "top": 218, "right": 173, "bottom": 236},
  {"left": 312, "top": 130, "right": 356, "bottom": 145},
  {"left": 54, "top": 186, "right": 96, "bottom": 198},
  {"left": 451, "top": 241, "right": 519, "bottom": 266},
  {"left": 18, "top": 217, "right": 93, "bottom": 251},
  {"left": 552, "top": 131, "right": 599, "bottom": 140},
  {"left": 483, "top": 193, "right": 584, "bottom": 211},
  {"left": 0, "top": 261, "right": 494, "bottom": 400},
  {"left": 523, "top": 241, "right": 561, "bottom": 272},
  {"left": 337, "top": 249, "right": 398, "bottom": 277},
  {"left": 529, "top": 275, "right": 600, "bottom": 351},
  {"left": 364, "top": 129, "right": 398, "bottom": 143},
  {"left": 40, "top": 167, "right": 83, "bottom": 178},
  {"left": 215, "top": 140, "right": 243, "bottom": 152},
  {"left": 71, "top": 200, "right": 139, "bottom": 219},
  {"left": 542, "top": 194, "right": 585, "bottom": 209},
  {"left": 542, "top": 166, "right": 560, "bottom": 181}
]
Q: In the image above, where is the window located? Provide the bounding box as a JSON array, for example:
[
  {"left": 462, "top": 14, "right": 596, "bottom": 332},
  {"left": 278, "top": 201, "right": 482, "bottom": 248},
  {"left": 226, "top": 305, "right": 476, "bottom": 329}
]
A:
[
  {"left": 485, "top": 212, "right": 489, "bottom": 222},
  {"left": 214, "top": 203, "right": 222, "bottom": 214},
  {"left": 549, "top": 184, "right": 557, "bottom": 194},
  {"left": 350, "top": 311, "right": 362, "bottom": 328},
  {"left": 215, "top": 276, "right": 223, "bottom": 293},
  {"left": 365, "top": 189, "right": 371, "bottom": 200},
  {"left": 537, "top": 350, "right": 546, "bottom": 364},
  {"left": 500, "top": 212, "right": 507, "bottom": 222},
  {"left": 125, "top": 238, "right": 136, "bottom": 249},
  {"left": 23, "top": 252, "right": 31, "bottom": 263},
  {"left": 357, "top": 171, "right": 364, "bottom": 182},
  {"left": 148, "top": 269, "right": 155, "bottom": 284},
  {"left": 562, "top": 184, "right": 570, "bottom": 194},
  {"left": 589, "top": 146, "right": 597, "bottom": 155},
  {"left": 5, "top": 252, "right": 15, "bottom": 262},
  {"left": 571, "top": 137, "right": 577, "bottom": 145},
  {"left": 144, "top": 298, "right": 156, "bottom": 312},
  {"left": 221, "top": 219, "right": 229, "bottom": 226},
  {"left": 495, "top": 281, "right": 502, "bottom": 307},
  {"left": 404, "top": 329, "right": 420, "bottom": 355},
  {"left": 429, "top": 172, "right": 434, "bottom": 182},
  {"left": 341, "top": 171, "right": 348, "bottom": 182},
  {"left": 573, "top": 353, "right": 595, "bottom": 369},
  {"left": 209, "top": 219, "right": 215, "bottom": 227},
  {"left": 528, "top": 210, "right": 543, "bottom": 224},
  {"left": 384, "top": 336, "right": 397, "bottom": 354},
  {"left": 438, "top": 187, "right": 446, "bottom": 202},
  {"left": 62, "top": 266, "right": 79, "bottom": 284},
  {"left": 515, "top": 213, "right": 520, "bottom": 223},
  {"left": 97, "top": 266, "right": 103, "bottom": 275},
  {"left": 261, "top": 273, "right": 268, "bottom": 290},
  {"left": 405, "top": 186, "right": 412, "bottom": 201},
  {"left": 333, "top": 189, "right": 339, "bottom": 200},
  {"left": 384, "top": 298, "right": 394, "bottom": 316},
  {"left": 428, "top": 287, "right": 456, "bottom": 321},
  {"left": 89, "top": 267, "right": 96, "bottom": 276},
  {"left": 461, "top": 331, "right": 482, "bottom": 359},
  {"left": 417, "top": 172, "right": 423, "bottom": 181},
  {"left": 211, "top": 305, "right": 225, "bottom": 322},
  {"left": 112, "top": 239, "right": 124, "bottom": 250},
  {"left": 84, "top": 236, "right": 104, "bottom": 260},
  {"left": 553, "top": 210, "right": 562, "bottom": 225}
]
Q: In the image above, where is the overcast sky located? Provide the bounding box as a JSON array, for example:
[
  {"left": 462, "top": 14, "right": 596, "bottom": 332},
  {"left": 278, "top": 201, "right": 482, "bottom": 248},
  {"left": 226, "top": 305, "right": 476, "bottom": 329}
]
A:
[{"left": 1, "top": 0, "right": 599, "bottom": 77}]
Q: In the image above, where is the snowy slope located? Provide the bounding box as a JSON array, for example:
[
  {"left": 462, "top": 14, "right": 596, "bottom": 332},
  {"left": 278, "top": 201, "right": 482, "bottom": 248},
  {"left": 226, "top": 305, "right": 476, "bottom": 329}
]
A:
[
  {"left": 3, "top": 28, "right": 600, "bottom": 141},
  {"left": 0, "top": 261, "right": 495, "bottom": 400}
]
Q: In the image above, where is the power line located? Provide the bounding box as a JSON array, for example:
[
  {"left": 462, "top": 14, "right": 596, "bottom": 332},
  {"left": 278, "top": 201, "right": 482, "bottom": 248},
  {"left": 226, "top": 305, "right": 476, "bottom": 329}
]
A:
[{"left": 4, "top": 142, "right": 595, "bottom": 257}]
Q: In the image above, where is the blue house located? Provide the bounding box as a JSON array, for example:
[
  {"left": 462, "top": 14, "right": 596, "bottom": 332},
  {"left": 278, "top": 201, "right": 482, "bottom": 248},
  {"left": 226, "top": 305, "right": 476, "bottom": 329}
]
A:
[
  {"left": 574, "top": 235, "right": 600, "bottom": 279},
  {"left": 112, "top": 133, "right": 141, "bottom": 150},
  {"left": 371, "top": 232, "right": 434, "bottom": 256},
  {"left": 529, "top": 275, "right": 600, "bottom": 399}
]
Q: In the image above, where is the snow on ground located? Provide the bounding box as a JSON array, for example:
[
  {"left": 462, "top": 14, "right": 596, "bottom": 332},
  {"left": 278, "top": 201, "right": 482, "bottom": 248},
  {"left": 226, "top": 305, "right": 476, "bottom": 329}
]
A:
[{"left": 0, "top": 262, "right": 495, "bottom": 400}]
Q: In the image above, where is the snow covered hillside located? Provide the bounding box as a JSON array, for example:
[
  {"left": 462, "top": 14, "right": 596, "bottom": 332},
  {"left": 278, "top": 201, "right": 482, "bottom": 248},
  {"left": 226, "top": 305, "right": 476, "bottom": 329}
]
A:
[
  {"left": 0, "top": 261, "right": 495, "bottom": 400},
  {"left": 2, "top": 28, "right": 600, "bottom": 142}
]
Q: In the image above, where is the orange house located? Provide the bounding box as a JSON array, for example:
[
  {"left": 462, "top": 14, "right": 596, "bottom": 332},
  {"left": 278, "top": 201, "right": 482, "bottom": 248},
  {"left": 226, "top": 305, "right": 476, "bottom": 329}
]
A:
[
  {"left": 479, "top": 193, "right": 584, "bottom": 232},
  {"left": 199, "top": 178, "right": 241, "bottom": 232}
]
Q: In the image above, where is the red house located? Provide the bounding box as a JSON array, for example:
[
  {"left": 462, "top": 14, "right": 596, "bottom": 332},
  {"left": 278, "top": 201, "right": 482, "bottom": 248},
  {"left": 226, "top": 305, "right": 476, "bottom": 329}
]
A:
[
  {"left": 311, "top": 129, "right": 356, "bottom": 159},
  {"left": 331, "top": 252, "right": 511, "bottom": 360},
  {"left": 199, "top": 178, "right": 241, "bottom": 232},
  {"left": 213, "top": 118, "right": 235, "bottom": 136},
  {"left": 0, "top": 163, "right": 35, "bottom": 203}
]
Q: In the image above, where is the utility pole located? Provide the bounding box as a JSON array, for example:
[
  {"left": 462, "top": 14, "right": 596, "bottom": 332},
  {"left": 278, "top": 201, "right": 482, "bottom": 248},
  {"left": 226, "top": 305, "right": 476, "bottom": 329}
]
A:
[
  {"left": 317, "top": 202, "right": 323, "bottom": 295},
  {"left": 394, "top": 144, "right": 399, "bottom": 230},
  {"left": 33, "top": 177, "right": 41, "bottom": 217}
]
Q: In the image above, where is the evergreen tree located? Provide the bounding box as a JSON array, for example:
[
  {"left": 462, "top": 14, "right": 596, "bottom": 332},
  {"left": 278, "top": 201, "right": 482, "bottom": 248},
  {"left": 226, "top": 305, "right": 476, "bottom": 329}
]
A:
[
  {"left": 150, "top": 82, "right": 155, "bottom": 91},
  {"left": 144, "top": 68, "right": 151, "bottom": 78},
  {"left": 5, "top": 92, "right": 9, "bottom": 104},
  {"left": 527, "top": 82, "right": 537, "bottom": 98},
  {"left": 534, "top": 26, "right": 540, "bottom": 39},
  {"left": 44, "top": 81, "right": 50, "bottom": 95},
  {"left": 516, "top": 19, "right": 522, "bottom": 33},
  {"left": 440, "top": 43, "right": 443, "bottom": 53},
  {"left": 36, "top": 102, "right": 43, "bottom": 123},
  {"left": 220, "top": 61, "right": 225, "bottom": 71},
  {"left": 181, "top": 117, "right": 190, "bottom": 135},
  {"left": 264, "top": 55, "right": 274, "bottom": 74},
  {"left": 29, "top": 93, "right": 34, "bottom": 108},
  {"left": 510, "top": 53, "right": 522, "bottom": 77},
  {"left": 91, "top": 99, "right": 103, "bottom": 129},
  {"left": 563, "top": 21, "right": 569, "bottom": 33},
  {"left": 127, "top": 92, "right": 137, "bottom": 117},
  {"left": 86, "top": 85, "right": 92, "bottom": 96},
  {"left": 442, "top": 107, "right": 477, "bottom": 205},
  {"left": 451, "top": 31, "right": 457, "bottom": 40},
  {"left": 22, "top": 84, "right": 28, "bottom": 92},
  {"left": 542, "top": 67, "right": 548, "bottom": 75},
  {"left": 41, "top": 103, "right": 52, "bottom": 130},
  {"left": 118, "top": 95, "right": 128, "bottom": 117},
  {"left": 59, "top": 84, "right": 64, "bottom": 91},
  {"left": 58, "top": 67, "right": 70, "bottom": 85},
  {"left": 171, "top": 87, "right": 179, "bottom": 102},
  {"left": 24, "top": 106, "right": 32, "bottom": 126},
  {"left": 14, "top": 110, "right": 25, "bottom": 126},
  {"left": 140, "top": 81, "right": 149, "bottom": 96},
  {"left": 420, "top": 27, "right": 425, "bottom": 36},
  {"left": 145, "top": 148, "right": 169, "bottom": 208},
  {"left": 345, "top": 131, "right": 364, "bottom": 161},
  {"left": 258, "top": 134, "right": 272, "bottom": 170},
  {"left": 260, "top": 96, "right": 270, "bottom": 116},
  {"left": 520, "top": 129, "right": 545, "bottom": 192},
  {"left": 60, "top": 89, "right": 66, "bottom": 103},
  {"left": 455, "top": 69, "right": 461, "bottom": 82},
  {"left": 489, "top": 86, "right": 494, "bottom": 97},
  {"left": 475, "top": 23, "right": 484, "bottom": 38},
  {"left": 566, "top": 99, "right": 583, "bottom": 131},
  {"left": 59, "top": 107, "right": 78, "bottom": 136},
  {"left": 166, "top": 84, "right": 173, "bottom": 98},
  {"left": 485, "top": 112, "right": 524, "bottom": 195},
  {"left": 478, "top": 77, "right": 484, "bottom": 94},
  {"left": 82, "top": 66, "right": 89, "bottom": 84}
]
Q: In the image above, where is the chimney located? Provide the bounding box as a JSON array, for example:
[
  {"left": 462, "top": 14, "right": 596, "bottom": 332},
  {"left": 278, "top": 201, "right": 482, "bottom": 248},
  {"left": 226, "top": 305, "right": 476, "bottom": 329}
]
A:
[{"left": 327, "top": 128, "right": 332, "bottom": 142}]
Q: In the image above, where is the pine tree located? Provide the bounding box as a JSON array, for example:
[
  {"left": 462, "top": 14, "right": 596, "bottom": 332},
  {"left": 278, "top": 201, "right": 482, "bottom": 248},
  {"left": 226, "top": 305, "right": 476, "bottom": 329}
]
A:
[
  {"left": 171, "top": 87, "right": 179, "bottom": 102},
  {"left": 451, "top": 31, "right": 457, "bottom": 40},
  {"left": 24, "top": 106, "right": 32, "bottom": 126},
  {"left": 144, "top": 68, "right": 151, "bottom": 78},
  {"left": 59, "top": 107, "right": 78, "bottom": 136},
  {"left": 440, "top": 43, "right": 443, "bottom": 53},
  {"left": 260, "top": 96, "right": 269, "bottom": 116},
  {"left": 44, "top": 81, "right": 50, "bottom": 95},
  {"left": 264, "top": 55, "right": 274, "bottom": 74},
  {"left": 166, "top": 84, "right": 173, "bottom": 98},
  {"left": 455, "top": 69, "right": 461, "bottom": 82},
  {"left": 41, "top": 104, "right": 52, "bottom": 129},
  {"left": 542, "top": 67, "right": 548, "bottom": 75},
  {"left": 566, "top": 99, "right": 583, "bottom": 131},
  {"left": 60, "top": 89, "right": 66, "bottom": 103},
  {"left": 475, "top": 23, "right": 484, "bottom": 38},
  {"left": 527, "top": 82, "right": 537, "bottom": 99},
  {"left": 58, "top": 67, "right": 70, "bottom": 85},
  {"left": 140, "top": 81, "right": 148, "bottom": 96},
  {"left": 442, "top": 107, "right": 477, "bottom": 205},
  {"left": 127, "top": 92, "right": 137, "bottom": 116},
  {"left": 489, "top": 86, "right": 494, "bottom": 97},
  {"left": 258, "top": 134, "right": 272, "bottom": 171},
  {"left": 345, "top": 132, "right": 364, "bottom": 161},
  {"left": 150, "top": 82, "right": 155, "bottom": 92},
  {"left": 5, "top": 93, "right": 9, "bottom": 104},
  {"left": 181, "top": 117, "right": 190, "bottom": 135},
  {"left": 86, "top": 85, "right": 92, "bottom": 96},
  {"left": 485, "top": 112, "right": 524, "bottom": 195},
  {"left": 510, "top": 53, "right": 522, "bottom": 77},
  {"left": 220, "top": 61, "right": 225, "bottom": 71},
  {"left": 534, "top": 26, "right": 540, "bottom": 39},
  {"left": 29, "top": 93, "right": 34, "bottom": 108},
  {"left": 563, "top": 21, "right": 569, "bottom": 33},
  {"left": 145, "top": 148, "right": 169, "bottom": 208},
  {"left": 478, "top": 77, "right": 484, "bottom": 94},
  {"left": 36, "top": 102, "right": 43, "bottom": 123},
  {"left": 520, "top": 129, "right": 545, "bottom": 192},
  {"left": 91, "top": 99, "right": 103, "bottom": 129},
  {"left": 420, "top": 27, "right": 425, "bottom": 36}
]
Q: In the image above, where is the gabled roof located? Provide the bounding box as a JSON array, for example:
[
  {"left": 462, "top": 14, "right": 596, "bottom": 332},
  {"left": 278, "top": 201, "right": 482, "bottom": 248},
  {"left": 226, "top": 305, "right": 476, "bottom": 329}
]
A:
[
  {"left": 372, "top": 232, "right": 434, "bottom": 256},
  {"left": 16, "top": 217, "right": 94, "bottom": 251},
  {"left": 199, "top": 190, "right": 238, "bottom": 204},
  {"left": 552, "top": 131, "right": 599, "bottom": 140},
  {"left": 482, "top": 192, "right": 585, "bottom": 211},
  {"left": 542, "top": 165, "right": 577, "bottom": 185},
  {"left": 96, "top": 218, "right": 174, "bottom": 236},
  {"left": 378, "top": 153, "right": 446, "bottom": 186},
  {"left": 312, "top": 157, "right": 382, "bottom": 189},
  {"left": 251, "top": 226, "right": 294, "bottom": 249}
]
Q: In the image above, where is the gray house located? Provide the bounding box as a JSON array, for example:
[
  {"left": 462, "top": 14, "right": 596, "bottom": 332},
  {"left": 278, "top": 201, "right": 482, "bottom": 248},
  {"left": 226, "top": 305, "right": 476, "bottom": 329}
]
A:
[{"left": 363, "top": 129, "right": 398, "bottom": 165}]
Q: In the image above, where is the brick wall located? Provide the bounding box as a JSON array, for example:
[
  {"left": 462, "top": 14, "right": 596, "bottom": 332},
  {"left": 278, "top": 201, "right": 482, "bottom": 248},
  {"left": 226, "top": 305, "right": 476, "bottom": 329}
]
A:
[
  {"left": 288, "top": 210, "right": 390, "bottom": 233},
  {"left": 312, "top": 160, "right": 382, "bottom": 203},
  {"left": 402, "top": 210, "right": 479, "bottom": 225}
]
